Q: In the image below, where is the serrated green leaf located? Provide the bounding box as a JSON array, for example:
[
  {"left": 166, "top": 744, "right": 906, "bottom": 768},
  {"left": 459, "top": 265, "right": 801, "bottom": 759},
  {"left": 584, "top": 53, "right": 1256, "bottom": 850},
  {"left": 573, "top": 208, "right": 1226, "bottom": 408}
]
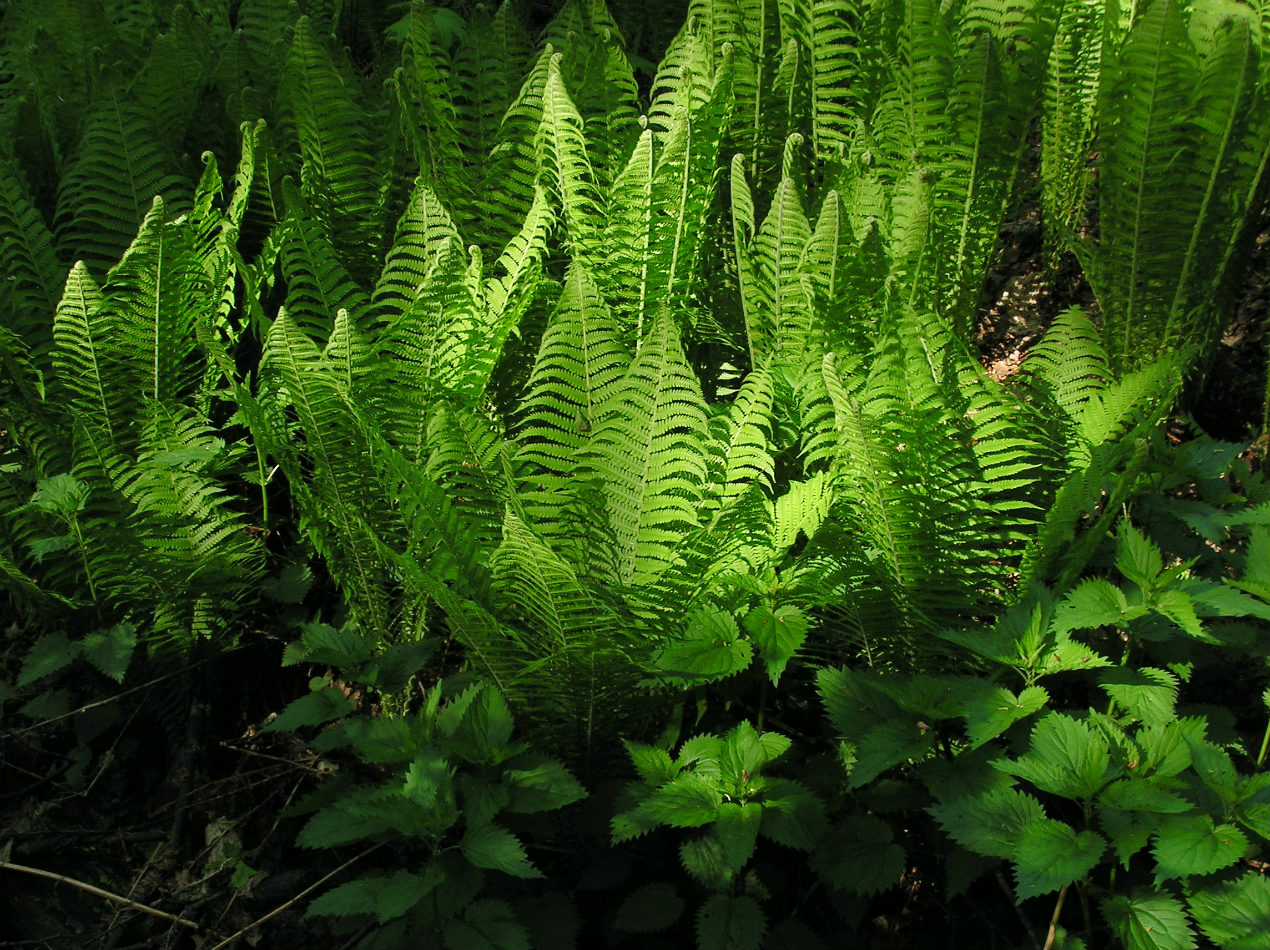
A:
[
  {"left": 306, "top": 869, "right": 442, "bottom": 923},
  {"left": 1188, "top": 873, "right": 1270, "bottom": 949},
  {"left": 850, "top": 718, "right": 935, "bottom": 788},
  {"left": 366, "top": 639, "right": 438, "bottom": 693},
  {"left": 443, "top": 898, "right": 530, "bottom": 950},
  {"left": 680, "top": 833, "right": 732, "bottom": 889},
  {"left": 1102, "top": 891, "right": 1197, "bottom": 950},
  {"left": 998, "top": 713, "right": 1113, "bottom": 800},
  {"left": 697, "top": 893, "right": 766, "bottom": 950},
  {"left": 929, "top": 788, "right": 1046, "bottom": 859},
  {"left": 291, "top": 622, "right": 373, "bottom": 668},
  {"left": 614, "top": 881, "right": 684, "bottom": 933},
  {"left": 1153, "top": 589, "right": 1205, "bottom": 638},
  {"left": 743, "top": 603, "right": 808, "bottom": 685},
  {"left": 655, "top": 607, "right": 754, "bottom": 684},
  {"left": 715, "top": 803, "right": 762, "bottom": 871},
  {"left": 1152, "top": 814, "right": 1247, "bottom": 882},
  {"left": 1097, "top": 805, "right": 1159, "bottom": 867},
  {"left": 812, "top": 815, "right": 905, "bottom": 896},
  {"left": 1099, "top": 667, "right": 1178, "bottom": 728},
  {"left": 264, "top": 687, "right": 356, "bottom": 733},
  {"left": 261, "top": 562, "right": 314, "bottom": 605},
  {"left": 1098, "top": 778, "right": 1192, "bottom": 814},
  {"left": 502, "top": 753, "right": 587, "bottom": 813},
  {"left": 1013, "top": 820, "right": 1105, "bottom": 901},
  {"left": 1038, "top": 635, "right": 1113, "bottom": 676},
  {"left": 80, "top": 623, "right": 137, "bottom": 683},
  {"left": 957, "top": 682, "right": 1049, "bottom": 749},
  {"left": 1054, "top": 579, "right": 1144, "bottom": 634},
  {"left": 18, "top": 632, "right": 82, "bottom": 687},
  {"left": 758, "top": 777, "right": 828, "bottom": 852},
  {"left": 297, "top": 803, "right": 390, "bottom": 848},
  {"left": 460, "top": 822, "right": 542, "bottom": 878},
  {"left": 1117, "top": 521, "right": 1163, "bottom": 590},
  {"left": 441, "top": 684, "right": 516, "bottom": 765}
]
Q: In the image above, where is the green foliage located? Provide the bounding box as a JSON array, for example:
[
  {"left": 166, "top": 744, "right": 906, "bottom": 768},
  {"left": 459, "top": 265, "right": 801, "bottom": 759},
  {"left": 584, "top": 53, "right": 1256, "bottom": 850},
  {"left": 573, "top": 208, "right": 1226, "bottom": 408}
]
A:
[{"left": 1, "top": 2, "right": 1267, "bottom": 948}]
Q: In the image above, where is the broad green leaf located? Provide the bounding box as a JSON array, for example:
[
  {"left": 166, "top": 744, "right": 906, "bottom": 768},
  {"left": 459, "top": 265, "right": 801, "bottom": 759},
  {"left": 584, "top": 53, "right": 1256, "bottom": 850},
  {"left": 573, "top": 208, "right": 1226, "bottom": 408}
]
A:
[
  {"left": 696, "top": 893, "right": 766, "bottom": 950},
  {"left": 680, "top": 834, "right": 732, "bottom": 889},
  {"left": 956, "top": 682, "right": 1049, "bottom": 749},
  {"left": 443, "top": 899, "right": 530, "bottom": 950},
  {"left": 998, "top": 713, "right": 1113, "bottom": 800},
  {"left": 757, "top": 778, "right": 829, "bottom": 852},
  {"left": 1152, "top": 814, "right": 1247, "bottom": 882},
  {"left": 812, "top": 815, "right": 905, "bottom": 896},
  {"left": 743, "top": 603, "right": 808, "bottom": 684},
  {"left": 1102, "top": 891, "right": 1197, "bottom": 950},
  {"left": 614, "top": 882, "right": 684, "bottom": 934},
  {"left": 715, "top": 803, "right": 763, "bottom": 871},
  {"left": 1098, "top": 667, "right": 1178, "bottom": 728},
  {"left": 1188, "top": 873, "right": 1270, "bottom": 949},
  {"left": 624, "top": 740, "right": 678, "bottom": 786},
  {"left": 79, "top": 623, "right": 137, "bottom": 683},
  {"left": 305, "top": 869, "right": 442, "bottom": 922},
  {"left": 929, "top": 788, "right": 1046, "bottom": 859},
  {"left": 721, "top": 721, "right": 788, "bottom": 784},
  {"left": 284, "top": 621, "right": 373, "bottom": 668},
  {"left": 1053, "top": 579, "right": 1144, "bottom": 634},
  {"left": 18, "top": 632, "right": 82, "bottom": 687},
  {"left": 850, "top": 719, "right": 935, "bottom": 788},
  {"left": 654, "top": 606, "right": 753, "bottom": 683},
  {"left": 1098, "top": 778, "right": 1192, "bottom": 814},
  {"left": 441, "top": 684, "right": 516, "bottom": 765},
  {"left": 502, "top": 754, "right": 587, "bottom": 813},
  {"left": 264, "top": 687, "right": 356, "bottom": 733},
  {"left": 1116, "top": 521, "right": 1163, "bottom": 590},
  {"left": 1153, "top": 589, "right": 1205, "bottom": 639},
  {"left": 1098, "top": 805, "right": 1159, "bottom": 867},
  {"left": 460, "top": 822, "right": 542, "bottom": 878},
  {"left": 1013, "top": 820, "right": 1105, "bottom": 900}
]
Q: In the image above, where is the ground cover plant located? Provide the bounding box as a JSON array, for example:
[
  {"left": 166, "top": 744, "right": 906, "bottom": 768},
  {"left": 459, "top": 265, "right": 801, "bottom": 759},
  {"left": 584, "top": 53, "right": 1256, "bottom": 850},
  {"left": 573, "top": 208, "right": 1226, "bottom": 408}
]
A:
[{"left": 1, "top": 0, "right": 1268, "bottom": 947}]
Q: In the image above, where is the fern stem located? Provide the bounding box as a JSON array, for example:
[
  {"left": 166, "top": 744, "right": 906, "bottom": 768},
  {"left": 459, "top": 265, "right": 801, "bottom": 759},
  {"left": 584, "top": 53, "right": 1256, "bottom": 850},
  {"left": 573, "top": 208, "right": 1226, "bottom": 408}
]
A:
[{"left": 70, "top": 517, "right": 100, "bottom": 607}]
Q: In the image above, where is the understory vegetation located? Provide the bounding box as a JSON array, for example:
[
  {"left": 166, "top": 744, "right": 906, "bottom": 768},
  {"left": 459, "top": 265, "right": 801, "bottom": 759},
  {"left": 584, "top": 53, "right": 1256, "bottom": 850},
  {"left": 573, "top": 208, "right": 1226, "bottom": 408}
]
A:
[{"left": 2, "top": 0, "right": 1269, "bottom": 947}]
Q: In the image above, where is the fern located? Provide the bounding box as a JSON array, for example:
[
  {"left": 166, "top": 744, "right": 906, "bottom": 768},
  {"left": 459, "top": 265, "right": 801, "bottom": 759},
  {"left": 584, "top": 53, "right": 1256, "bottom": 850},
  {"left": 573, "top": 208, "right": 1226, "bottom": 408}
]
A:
[{"left": 585, "top": 310, "right": 712, "bottom": 587}]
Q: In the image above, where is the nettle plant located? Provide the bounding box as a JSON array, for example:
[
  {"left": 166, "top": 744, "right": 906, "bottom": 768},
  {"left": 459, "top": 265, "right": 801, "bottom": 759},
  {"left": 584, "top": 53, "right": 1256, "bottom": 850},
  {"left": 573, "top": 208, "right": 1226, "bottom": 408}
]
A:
[{"left": 1, "top": 0, "right": 1268, "bottom": 947}]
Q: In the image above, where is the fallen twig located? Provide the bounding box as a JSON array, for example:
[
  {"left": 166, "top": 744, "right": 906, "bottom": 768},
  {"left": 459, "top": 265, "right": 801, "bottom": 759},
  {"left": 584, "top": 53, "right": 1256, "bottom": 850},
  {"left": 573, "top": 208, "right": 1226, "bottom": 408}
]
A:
[
  {"left": 0, "top": 859, "right": 198, "bottom": 930},
  {"left": 207, "top": 843, "right": 382, "bottom": 950}
]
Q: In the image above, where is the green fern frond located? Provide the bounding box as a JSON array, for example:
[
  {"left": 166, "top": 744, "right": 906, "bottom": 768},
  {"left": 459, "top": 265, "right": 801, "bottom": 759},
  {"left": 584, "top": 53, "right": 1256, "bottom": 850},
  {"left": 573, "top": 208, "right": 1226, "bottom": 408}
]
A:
[
  {"left": 51, "top": 262, "right": 118, "bottom": 444},
  {"left": 1020, "top": 307, "right": 1111, "bottom": 424},
  {"left": 371, "top": 177, "right": 464, "bottom": 329},
  {"left": 0, "top": 155, "right": 64, "bottom": 362},
  {"left": 491, "top": 509, "right": 639, "bottom": 757},
  {"left": 601, "top": 128, "right": 661, "bottom": 341},
  {"left": 707, "top": 366, "right": 777, "bottom": 510},
  {"left": 276, "top": 180, "right": 373, "bottom": 341},
  {"left": 281, "top": 16, "right": 386, "bottom": 280},
  {"left": 424, "top": 403, "right": 519, "bottom": 552},
  {"left": 809, "top": 0, "right": 867, "bottom": 161},
  {"left": 535, "top": 54, "right": 604, "bottom": 261},
  {"left": 515, "top": 265, "right": 629, "bottom": 482},
  {"left": 744, "top": 174, "right": 813, "bottom": 363},
  {"left": 1041, "top": 0, "right": 1106, "bottom": 263},
  {"left": 54, "top": 86, "right": 189, "bottom": 272},
  {"left": 451, "top": 0, "right": 534, "bottom": 193},
  {"left": 586, "top": 309, "right": 711, "bottom": 586}
]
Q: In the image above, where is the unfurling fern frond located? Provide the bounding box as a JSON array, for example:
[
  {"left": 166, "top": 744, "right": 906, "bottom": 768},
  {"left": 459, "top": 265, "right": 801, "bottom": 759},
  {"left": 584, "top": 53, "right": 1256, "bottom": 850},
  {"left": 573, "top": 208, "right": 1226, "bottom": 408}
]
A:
[
  {"left": 281, "top": 16, "right": 386, "bottom": 281},
  {"left": 586, "top": 310, "right": 711, "bottom": 587}
]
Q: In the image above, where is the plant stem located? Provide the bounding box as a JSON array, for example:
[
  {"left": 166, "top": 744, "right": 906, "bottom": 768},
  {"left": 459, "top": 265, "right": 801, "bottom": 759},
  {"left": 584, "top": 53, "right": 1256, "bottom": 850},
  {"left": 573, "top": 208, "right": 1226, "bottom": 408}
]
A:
[
  {"left": 1, "top": 860, "right": 198, "bottom": 929},
  {"left": 1043, "top": 884, "right": 1070, "bottom": 950},
  {"left": 1256, "top": 718, "right": 1269, "bottom": 769}
]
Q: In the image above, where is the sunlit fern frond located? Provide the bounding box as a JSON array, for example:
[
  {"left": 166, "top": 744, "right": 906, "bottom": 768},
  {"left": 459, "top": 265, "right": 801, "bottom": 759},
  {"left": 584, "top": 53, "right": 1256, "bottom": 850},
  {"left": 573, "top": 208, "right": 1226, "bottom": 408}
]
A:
[
  {"left": 584, "top": 309, "right": 711, "bottom": 587},
  {"left": 535, "top": 54, "right": 604, "bottom": 262},
  {"left": 491, "top": 509, "right": 642, "bottom": 760},
  {"left": 260, "top": 308, "right": 397, "bottom": 631},
  {"left": 371, "top": 177, "right": 464, "bottom": 331},
  {"left": 705, "top": 365, "right": 776, "bottom": 511}
]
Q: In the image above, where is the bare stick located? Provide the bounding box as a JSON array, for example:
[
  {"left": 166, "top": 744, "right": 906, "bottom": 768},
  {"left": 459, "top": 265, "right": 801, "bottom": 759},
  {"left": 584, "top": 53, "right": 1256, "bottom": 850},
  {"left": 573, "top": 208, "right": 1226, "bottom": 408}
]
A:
[
  {"left": 996, "top": 868, "right": 1042, "bottom": 950},
  {"left": 207, "top": 843, "right": 382, "bottom": 950},
  {"left": 0, "top": 860, "right": 198, "bottom": 930},
  {"left": 1043, "top": 884, "right": 1070, "bottom": 950}
]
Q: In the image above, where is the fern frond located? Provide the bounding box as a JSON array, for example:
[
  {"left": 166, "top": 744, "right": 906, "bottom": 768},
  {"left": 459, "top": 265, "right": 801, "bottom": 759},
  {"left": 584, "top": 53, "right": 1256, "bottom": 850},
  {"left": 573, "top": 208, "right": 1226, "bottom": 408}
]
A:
[
  {"left": 586, "top": 310, "right": 711, "bottom": 586},
  {"left": 371, "top": 177, "right": 463, "bottom": 329},
  {"left": 809, "top": 0, "right": 867, "bottom": 161},
  {"left": 746, "top": 175, "right": 813, "bottom": 363},
  {"left": 50, "top": 263, "right": 119, "bottom": 445},
  {"left": 281, "top": 16, "right": 385, "bottom": 280},
  {"left": 515, "top": 265, "right": 629, "bottom": 481},
  {"left": 0, "top": 155, "right": 64, "bottom": 362},
  {"left": 707, "top": 366, "right": 777, "bottom": 510},
  {"left": 491, "top": 509, "right": 640, "bottom": 757},
  {"left": 535, "top": 54, "right": 603, "bottom": 261},
  {"left": 54, "top": 86, "right": 189, "bottom": 272}
]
